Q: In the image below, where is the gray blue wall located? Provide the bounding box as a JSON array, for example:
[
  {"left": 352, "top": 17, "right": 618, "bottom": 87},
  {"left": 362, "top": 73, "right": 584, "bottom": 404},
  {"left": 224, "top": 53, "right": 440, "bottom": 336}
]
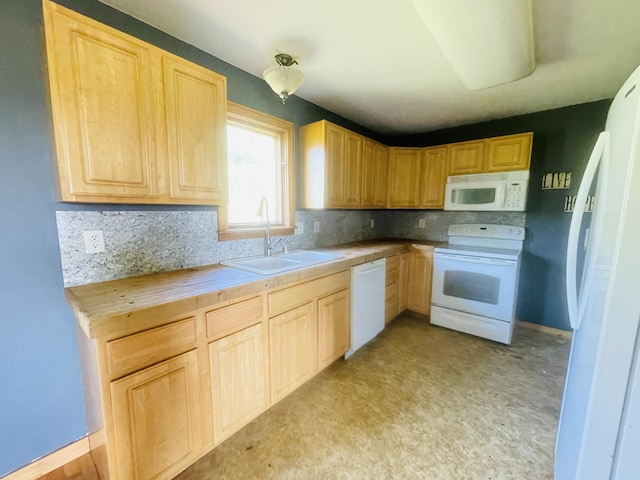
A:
[
  {"left": 0, "top": 0, "right": 611, "bottom": 475},
  {"left": 391, "top": 100, "right": 611, "bottom": 330}
]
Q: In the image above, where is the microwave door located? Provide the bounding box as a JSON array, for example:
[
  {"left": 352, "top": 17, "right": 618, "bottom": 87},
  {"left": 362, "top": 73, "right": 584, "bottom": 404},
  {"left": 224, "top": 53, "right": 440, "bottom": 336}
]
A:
[{"left": 447, "top": 182, "right": 501, "bottom": 210}]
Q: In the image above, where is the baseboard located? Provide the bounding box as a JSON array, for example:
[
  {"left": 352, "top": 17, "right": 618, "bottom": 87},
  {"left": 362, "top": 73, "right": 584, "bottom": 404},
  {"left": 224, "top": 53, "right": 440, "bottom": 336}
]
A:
[
  {"left": 517, "top": 320, "right": 572, "bottom": 340},
  {"left": 1, "top": 433, "right": 98, "bottom": 480}
]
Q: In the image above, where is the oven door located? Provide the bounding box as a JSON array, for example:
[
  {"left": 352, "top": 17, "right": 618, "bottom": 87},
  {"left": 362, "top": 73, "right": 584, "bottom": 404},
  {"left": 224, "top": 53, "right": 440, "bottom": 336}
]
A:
[{"left": 432, "top": 252, "right": 519, "bottom": 322}]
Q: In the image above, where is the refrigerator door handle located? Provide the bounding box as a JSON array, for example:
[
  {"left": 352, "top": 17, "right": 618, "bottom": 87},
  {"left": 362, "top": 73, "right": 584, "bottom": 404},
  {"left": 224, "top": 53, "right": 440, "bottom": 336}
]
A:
[{"left": 566, "top": 131, "right": 609, "bottom": 329}]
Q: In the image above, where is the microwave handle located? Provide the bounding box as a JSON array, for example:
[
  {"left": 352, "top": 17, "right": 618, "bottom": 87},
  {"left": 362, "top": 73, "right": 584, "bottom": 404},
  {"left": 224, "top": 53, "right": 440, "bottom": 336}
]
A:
[{"left": 497, "top": 183, "right": 507, "bottom": 207}]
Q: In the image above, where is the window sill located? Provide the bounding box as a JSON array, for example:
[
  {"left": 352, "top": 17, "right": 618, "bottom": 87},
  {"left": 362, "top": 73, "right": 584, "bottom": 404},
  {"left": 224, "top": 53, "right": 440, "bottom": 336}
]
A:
[{"left": 218, "top": 226, "right": 295, "bottom": 241}]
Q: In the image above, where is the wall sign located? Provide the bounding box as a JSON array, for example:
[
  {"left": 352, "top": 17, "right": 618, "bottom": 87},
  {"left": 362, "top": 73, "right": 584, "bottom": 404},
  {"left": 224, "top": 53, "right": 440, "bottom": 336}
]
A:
[
  {"left": 564, "top": 195, "right": 595, "bottom": 213},
  {"left": 542, "top": 171, "right": 572, "bottom": 189}
]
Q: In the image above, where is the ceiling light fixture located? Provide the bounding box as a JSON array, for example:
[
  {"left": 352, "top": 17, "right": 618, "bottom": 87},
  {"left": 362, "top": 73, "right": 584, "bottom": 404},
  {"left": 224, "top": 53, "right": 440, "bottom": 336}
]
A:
[
  {"left": 411, "top": 0, "right": 535, "bottom": 90},
  {"left": 263, "top": 53, "right": 305, "bottom": 104}
]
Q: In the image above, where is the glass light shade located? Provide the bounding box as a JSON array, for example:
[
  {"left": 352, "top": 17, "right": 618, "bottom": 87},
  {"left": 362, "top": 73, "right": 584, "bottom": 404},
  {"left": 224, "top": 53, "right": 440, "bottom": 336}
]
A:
[{"left": 263, "top": 66, "right": 304, "bottom": 102}]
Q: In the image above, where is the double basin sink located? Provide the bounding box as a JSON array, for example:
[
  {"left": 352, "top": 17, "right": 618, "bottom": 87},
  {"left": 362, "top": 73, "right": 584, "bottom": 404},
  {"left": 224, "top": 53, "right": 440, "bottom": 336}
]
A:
[{"left": 220, "top": 250, "right": 342, "bottom": 275}]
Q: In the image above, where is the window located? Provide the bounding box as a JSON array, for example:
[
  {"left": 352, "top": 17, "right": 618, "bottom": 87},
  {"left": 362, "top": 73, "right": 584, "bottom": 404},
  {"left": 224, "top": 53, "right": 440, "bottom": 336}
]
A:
[{"left": 218, "top": 102, "right": 295, "bottom": 241}]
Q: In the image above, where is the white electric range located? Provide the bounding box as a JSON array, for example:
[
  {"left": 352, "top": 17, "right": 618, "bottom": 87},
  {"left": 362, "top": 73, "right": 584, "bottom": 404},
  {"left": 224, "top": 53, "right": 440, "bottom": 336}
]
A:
[{"left": 430, "top": 224, "right": 525, "bottom": 344}]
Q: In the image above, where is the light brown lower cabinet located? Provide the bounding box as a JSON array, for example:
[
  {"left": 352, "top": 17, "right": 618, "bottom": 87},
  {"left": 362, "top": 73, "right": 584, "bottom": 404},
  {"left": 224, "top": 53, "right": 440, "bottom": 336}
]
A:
[
  {"left": 318, "top": 289, "right": 350, "bottom": 369},
  {"left": 385, "top": 254, "right": 401, "bottom": 323},
  {"left": 269, "top": 302, "right": 318, "bottom": 403},
  {"left": 398, "top": 252, "right": 410, "bottom": 312},
  {"left": 110, "top": 350, "right": 203, "bottom": 480},
  {"left": 209, "top": 323, "right": 268, "bottom": 445},
  {"left": 406, "top": 245, "right": 434, "bottom": 315},
  {"left": 73, "top": 268, "right": 356, "bottom": 480}
]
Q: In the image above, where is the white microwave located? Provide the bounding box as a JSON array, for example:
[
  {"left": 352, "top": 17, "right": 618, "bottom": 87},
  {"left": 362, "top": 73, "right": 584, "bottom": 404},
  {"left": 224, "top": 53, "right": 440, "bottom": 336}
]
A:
[{"left": 444, "top": 170, "right": 529, "bottom": 211}]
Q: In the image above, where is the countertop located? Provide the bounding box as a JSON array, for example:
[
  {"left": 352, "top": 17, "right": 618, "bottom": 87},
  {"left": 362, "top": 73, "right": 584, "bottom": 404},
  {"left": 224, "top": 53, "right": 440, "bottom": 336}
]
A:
[{"left": 66, "top": 239, "right": 441, "bottom": 339}]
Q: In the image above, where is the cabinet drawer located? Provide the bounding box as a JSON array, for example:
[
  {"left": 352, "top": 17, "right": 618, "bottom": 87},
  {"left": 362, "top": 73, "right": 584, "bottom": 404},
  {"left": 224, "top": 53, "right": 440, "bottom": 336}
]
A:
[
  {"left": 105, "top": 317, "right": 197, "bottom": 378},
  {"left": 206, "top": 296, "right": 263, "bottom": 341},
  {"left": 386, "top": 274, "right": 399, "bottom": 299},
  {"left": 268, "top": 271, "right": 349, "bottom": 317},
  {"left": 386, "top": 254, "right": 400, "bottom": 271}
]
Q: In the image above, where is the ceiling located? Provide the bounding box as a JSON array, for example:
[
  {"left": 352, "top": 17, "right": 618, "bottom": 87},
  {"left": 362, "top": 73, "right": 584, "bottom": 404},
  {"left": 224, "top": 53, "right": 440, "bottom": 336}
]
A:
[{"left": 99, "top": 0, "right": 640, "bottom": 136}]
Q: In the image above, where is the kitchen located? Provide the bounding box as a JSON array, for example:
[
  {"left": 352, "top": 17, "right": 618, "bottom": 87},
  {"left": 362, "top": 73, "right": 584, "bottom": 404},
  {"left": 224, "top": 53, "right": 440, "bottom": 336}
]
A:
[{"left": 1, "top": 0, "right": 639, "bottom": 479}]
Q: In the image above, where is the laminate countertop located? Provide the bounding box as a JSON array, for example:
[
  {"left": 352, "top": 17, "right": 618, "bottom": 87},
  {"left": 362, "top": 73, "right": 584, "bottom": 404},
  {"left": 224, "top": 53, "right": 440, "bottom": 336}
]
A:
[{"left": 65, "top": 239, "right": 441, "bottom": 339}]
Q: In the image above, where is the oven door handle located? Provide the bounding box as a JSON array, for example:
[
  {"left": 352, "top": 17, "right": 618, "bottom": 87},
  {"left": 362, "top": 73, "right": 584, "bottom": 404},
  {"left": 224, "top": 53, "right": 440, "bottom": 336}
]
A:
[{"left": 435, "top": 253, "right": 517, "bottom": 266}]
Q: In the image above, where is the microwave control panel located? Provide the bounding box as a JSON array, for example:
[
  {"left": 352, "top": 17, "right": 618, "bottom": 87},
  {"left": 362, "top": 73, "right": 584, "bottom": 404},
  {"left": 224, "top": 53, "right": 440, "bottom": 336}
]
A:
[{"left": 505, "top": 182, "right": 526, "bottom": 209}]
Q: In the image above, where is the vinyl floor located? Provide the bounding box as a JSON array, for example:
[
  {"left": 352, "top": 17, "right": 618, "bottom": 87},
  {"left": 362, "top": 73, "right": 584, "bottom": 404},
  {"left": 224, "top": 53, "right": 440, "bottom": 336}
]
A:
[{"left": 176, "top": 312, "right": 571, "bottom": 480}]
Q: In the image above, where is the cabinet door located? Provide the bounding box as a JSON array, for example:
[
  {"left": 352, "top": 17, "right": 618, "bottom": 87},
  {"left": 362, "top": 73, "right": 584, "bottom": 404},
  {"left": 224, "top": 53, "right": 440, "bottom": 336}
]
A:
[
  {"left": 343, "top": 132, "right": 363, "bottom": 207},
  {"left": 318, "top": 289, "right": 350, "bottom": 369},
  {"left": 385, "top": 255, "right": 400, "bottom": 324},
  {"left": 419, "top": 146, "right": 448, "bottom": 209},
  {"left": 162, "top": 54, "right": 227, "bottom": 204},
  {"left": 44, "top": 2, "right": 159, "bottom": 201},
  {"left": 209, "top": 323, "right": 267, "bottom": 444},
  {"left": 388, "top": 148, "right": 422, "bottom": 208},
  {"left": 398, "top": 252, "right": 410, "bottom": 313},
  {"left": 325, "top": 123, "right": 347, "bottom": 207},
  {"left": 110, "top": 350, "right": 201, "bottom": 480},
  {"left": 406, "top": 248, "right": 434, "bottom": 315},
  {"left": 362, "top": 140, "right": 389, "bottom": 208},
  {"left": 485, "top": 132, "right": 532, "bottom": 172},
  {"left": 269, "top": 303, "right": 318, "bottom": 403},
  {"left": 449, "top": 140, "right": 485, "bottom": 175}
]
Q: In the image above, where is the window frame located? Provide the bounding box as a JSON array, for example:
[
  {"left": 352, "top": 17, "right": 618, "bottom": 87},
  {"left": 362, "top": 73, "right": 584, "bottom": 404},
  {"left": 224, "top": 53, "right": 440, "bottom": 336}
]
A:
[{"left": 218, "top": 102, "right": 295, "bottom": 241}]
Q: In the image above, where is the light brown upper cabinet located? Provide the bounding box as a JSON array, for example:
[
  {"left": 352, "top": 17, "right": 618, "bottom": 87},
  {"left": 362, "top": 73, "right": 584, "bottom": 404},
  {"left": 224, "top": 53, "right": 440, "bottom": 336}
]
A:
[
  {"left": 362, "top": 138, "right": 389, "bottom": 208},
  {"left": 43, "top": 1, "right": 227, "bottom": 205},
  {"left": 162, "top": 55, "right": 227, "bottom": 204},
  {"left": 449, "top": 140, "right": 485, "bottom": 175},
  {"left": 419, "top": 145, "right": 448, "bottom": 208},
  {"left": 485, "top": 132, "right": 533, "bottom": 172},
  {"left": 388, "top": 148, "right": 423, "bottom": 208},
  {"left": 388, "top": 146, "right": 447, "bottom": 209},
  {"left": 301, "top": 120, "right": 383, "bottom": 209},
  {"left": 448, "top": 133, "right": 532, "bottom": 176}
]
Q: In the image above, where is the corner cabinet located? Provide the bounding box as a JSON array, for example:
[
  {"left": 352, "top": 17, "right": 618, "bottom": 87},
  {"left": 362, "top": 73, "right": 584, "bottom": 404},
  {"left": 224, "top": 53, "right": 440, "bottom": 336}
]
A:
[
  {"left": 388, "top": 146, "right": 447, "bottom": 209},
  {"left": 43, "top": 0, "right": 227, "bottom": 205}
]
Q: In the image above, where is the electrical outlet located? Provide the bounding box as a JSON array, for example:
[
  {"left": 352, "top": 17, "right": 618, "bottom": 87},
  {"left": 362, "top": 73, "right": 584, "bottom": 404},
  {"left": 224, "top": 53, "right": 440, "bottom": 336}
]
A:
[
  {"left": 295, "top": 222, "right": 304, "bottom": 235},
  {"left": 313, "top": 221, "right": 320, "bottom": 233},
  {"left": 83, "top": 230, "right": 105, "bottom": 254},
  {"left": 418, "top": 219, "right": 426, "bottom": 228},
  {"left": 370, "top": 219, "right": 375, "bottom": 228}
]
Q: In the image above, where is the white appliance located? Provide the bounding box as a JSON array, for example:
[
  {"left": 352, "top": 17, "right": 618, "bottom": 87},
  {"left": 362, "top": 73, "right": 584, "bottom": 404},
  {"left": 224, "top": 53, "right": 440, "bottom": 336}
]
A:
[
  {"left": 431, "top": 224, "right": 524, "bottom": 344},
  {"left": 555, "top": 65, "right": 640, "bottom": 479},
  {"left": 345, "top": 258, "right": 386, "bottom": 359},
  {"left": 444, "top": 170, "right": 529, "bottom": 211}
]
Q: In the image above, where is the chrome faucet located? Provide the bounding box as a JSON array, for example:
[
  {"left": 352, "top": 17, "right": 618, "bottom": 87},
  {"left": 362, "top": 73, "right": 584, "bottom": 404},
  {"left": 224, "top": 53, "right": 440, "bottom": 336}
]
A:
[{"left": 257, "top": 197, "right": 273, "bottom": 256}]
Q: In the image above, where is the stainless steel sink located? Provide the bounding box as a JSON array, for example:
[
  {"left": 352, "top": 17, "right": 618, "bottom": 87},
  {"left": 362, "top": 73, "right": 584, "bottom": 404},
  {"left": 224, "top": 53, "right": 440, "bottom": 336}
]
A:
[{"left": 220, "top": 250, "right": 342, "bottom": 275}]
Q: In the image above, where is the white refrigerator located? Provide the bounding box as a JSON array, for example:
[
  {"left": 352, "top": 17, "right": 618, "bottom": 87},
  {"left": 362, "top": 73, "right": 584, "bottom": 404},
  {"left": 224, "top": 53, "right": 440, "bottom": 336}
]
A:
[{"left": 556, "top": 64, "right": 640, "bottom": 479}]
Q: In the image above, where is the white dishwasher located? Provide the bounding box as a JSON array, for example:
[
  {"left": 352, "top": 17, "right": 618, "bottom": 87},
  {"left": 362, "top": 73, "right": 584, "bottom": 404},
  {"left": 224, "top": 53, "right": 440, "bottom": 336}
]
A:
[{"left": 345, "top": 257, "right": 386, "bottom": 359}]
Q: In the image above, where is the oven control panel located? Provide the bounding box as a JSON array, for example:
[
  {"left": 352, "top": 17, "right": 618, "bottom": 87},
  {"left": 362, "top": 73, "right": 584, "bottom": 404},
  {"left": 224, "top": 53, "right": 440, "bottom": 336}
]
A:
[{"left": 448, "top": 224, "right": 525, "bottom": 240}]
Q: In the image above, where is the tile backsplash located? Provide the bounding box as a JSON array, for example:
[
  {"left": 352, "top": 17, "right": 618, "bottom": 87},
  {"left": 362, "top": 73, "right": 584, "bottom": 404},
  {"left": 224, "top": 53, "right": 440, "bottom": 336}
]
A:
[
  {"left": 379, "top": 210, "right": 526, "bottom": 241},
  {"left": 56, "top": 209, "right": 379, "bottom": 287},
  {"left": 56, "top": 208, "right": 526, "bottom": 287}
]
